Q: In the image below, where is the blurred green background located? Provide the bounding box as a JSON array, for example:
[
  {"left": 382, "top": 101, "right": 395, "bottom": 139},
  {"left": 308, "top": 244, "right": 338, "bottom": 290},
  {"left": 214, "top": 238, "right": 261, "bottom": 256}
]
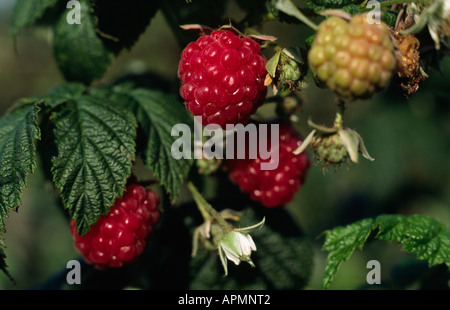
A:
[{"left": 0, "top": 0, "right": 449, "bottom": 290}]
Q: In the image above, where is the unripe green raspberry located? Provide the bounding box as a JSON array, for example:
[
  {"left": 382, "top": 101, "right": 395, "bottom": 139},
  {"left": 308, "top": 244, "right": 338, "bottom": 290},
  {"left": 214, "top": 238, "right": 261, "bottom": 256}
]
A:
[
  {"left": 281, "top": 64, "right": 299, "bottom": 81},
  {"left": 311, "top": 133, "right": 348, "bottom": 166},
  {"left": 277, "top": 51, "right": 304, "bottom": 92},
  {"left": 308, "top": 14, "right": 397, "bottom": 100}
]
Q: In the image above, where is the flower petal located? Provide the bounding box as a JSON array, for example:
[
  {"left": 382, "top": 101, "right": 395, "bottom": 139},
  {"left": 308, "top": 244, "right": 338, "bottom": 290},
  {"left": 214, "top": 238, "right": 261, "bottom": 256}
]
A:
[
  {"left": 239, "top": 233, "right": 252, "bottom": 256},
  {"left": 248, "top": 235, "right": 257, "bottom": 251},
  {"left": 220, "top": 242, "right": 242, "bottom": 265}
]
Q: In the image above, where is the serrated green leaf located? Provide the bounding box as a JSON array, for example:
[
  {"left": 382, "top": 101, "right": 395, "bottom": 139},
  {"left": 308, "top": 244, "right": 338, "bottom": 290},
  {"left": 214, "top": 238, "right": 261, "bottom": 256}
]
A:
[
  {"left": 322, "top": 214, "right": 450, "bottom": 289},
  {"left": 321, "top": 218, "right": 375, "bottom": 289},
  {"left": 43, "top": 82, "right": 85, "bottom": 106},
  {"left": 376, "top": 215, "right": 450, "bottom": 267},
  {"left": 96, "top": 85, "right": 193, "bottom": 201},
  {"left": 305, "top": 0, "right": 358, "bottom": 13},
  {"left": 382, "top": 10, "right": 398, "bottom": 27},
  {"left": 21, "top": 83, "right": 86, "bottom": 107},
  {"left": 53, "top": 0, "right": 113, "bottom": 84},
  {"left": 340, "top": 3, "right": 362, "bottom": 15},
  {"left": 51, "top": 94, "right": 137, "bottom": 235},
  {"left": 11, "top": 0, "right": 59, "bottom": 38},
  {"left": 128, "top": 89, "right": 194, "bottom": 202},
  {"left": 0, "top": 103, "right": 41, "bottom": 232}
]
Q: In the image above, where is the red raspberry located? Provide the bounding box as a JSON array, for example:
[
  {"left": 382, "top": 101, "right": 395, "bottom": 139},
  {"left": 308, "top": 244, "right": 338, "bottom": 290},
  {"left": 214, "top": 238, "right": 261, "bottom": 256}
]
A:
[
  {"left": 225, "top": 122, "right": 311, "bottom": 208},
  {"left": 70, "top": 184, "right": 160, "bottom": 269},
  {"left": 178, "top": 29, "right": 268, "bottom": 127}
]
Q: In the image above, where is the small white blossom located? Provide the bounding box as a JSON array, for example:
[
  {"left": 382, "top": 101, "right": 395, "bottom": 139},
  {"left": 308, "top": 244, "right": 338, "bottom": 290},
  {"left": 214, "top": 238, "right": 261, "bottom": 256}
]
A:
[
  {"left": 218, "top": 217, "right": 265, "bottom": 276},
  {"left": 220, "top": 231, "right": 256, "bottom": 265}
]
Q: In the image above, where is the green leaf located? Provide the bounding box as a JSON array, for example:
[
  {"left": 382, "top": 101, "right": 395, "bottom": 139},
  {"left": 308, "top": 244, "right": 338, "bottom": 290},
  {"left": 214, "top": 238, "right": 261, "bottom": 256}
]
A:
[
  {"left": 0, "top": 101, "right": 42, "bottom": 282},
  {"left": 0, "top": 103, "right": 41, "bottom": 232},
  {"left": 128, "top": 89, "right": 194, "bottom": 202},
  {"left": 53, "top": 0, "right": 113, "bottom": 84},
  {"left": 321, "top": 218, "right": 375, "bottom": 289},
  {"left": 86, "top": 84, "right": 193, "bottom": 201},
  {"left": 340, "top": 3, "right": 362, "bottom": 15},
  {"left": 51, "top": 93, "right": 137, "bottom": 235},
  {"left": 11, "top": 0, "right": 59, "bottom": 38},
  {"left": 376, "top": 215, "right": 450, "bottom": 267},
  {"left": 20, "top": 83, "right": 86, "bottom": 107},
  {"left": 382, "top": 10, "right": 399, "bottom": 27},
  {"left": 322, "top": 214, "right": 450, "bottom": 289},
  {"left": 305, "top": 0, "right": 359, "bottom": 13},
  {"left": 42, "top": 82, "right": 86, "bottom": 106}
]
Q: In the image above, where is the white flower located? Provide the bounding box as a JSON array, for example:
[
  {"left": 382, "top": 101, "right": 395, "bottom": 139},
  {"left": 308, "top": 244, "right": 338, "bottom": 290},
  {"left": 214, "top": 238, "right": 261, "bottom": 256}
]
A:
[
  {"left": 218, "top": 217, "right": 265, "bottom": 276},
  {"left": 220, "top": 231, "right": 256, "bottom": 265}
]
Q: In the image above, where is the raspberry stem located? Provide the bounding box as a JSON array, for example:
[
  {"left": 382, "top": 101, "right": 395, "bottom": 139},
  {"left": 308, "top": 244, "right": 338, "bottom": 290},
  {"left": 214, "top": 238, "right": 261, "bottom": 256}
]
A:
[
  {"left": 187, "top": 181, "right": 231, "bottom": 234},
  {"left": 333, "top": 100, "right": 346, "bottom": 129}
]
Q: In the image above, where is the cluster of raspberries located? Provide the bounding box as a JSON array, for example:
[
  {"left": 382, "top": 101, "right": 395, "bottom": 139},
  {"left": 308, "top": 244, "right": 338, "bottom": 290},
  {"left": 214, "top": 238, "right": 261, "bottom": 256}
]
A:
[
  {"left": 73, "top": 16, "right": 397, "bottom": 268},
  {"left": 178, "top": 28, "right": 311, "bottom": 209}
]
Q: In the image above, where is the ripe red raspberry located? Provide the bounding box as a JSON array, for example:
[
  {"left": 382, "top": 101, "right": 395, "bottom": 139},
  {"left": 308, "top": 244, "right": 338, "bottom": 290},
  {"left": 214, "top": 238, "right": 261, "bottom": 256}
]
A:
[
  {"left": 308, "top": 14, "right": 397, "bottom": 100},
  {"left": 178, "top": 29, "right": 267, "bottom": 127},
  {"left": 70, "top": 184, "right": 160, "bottom": 269},
  {"left": 225, "top": 122, "right": 311, "bottom": 208}
]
